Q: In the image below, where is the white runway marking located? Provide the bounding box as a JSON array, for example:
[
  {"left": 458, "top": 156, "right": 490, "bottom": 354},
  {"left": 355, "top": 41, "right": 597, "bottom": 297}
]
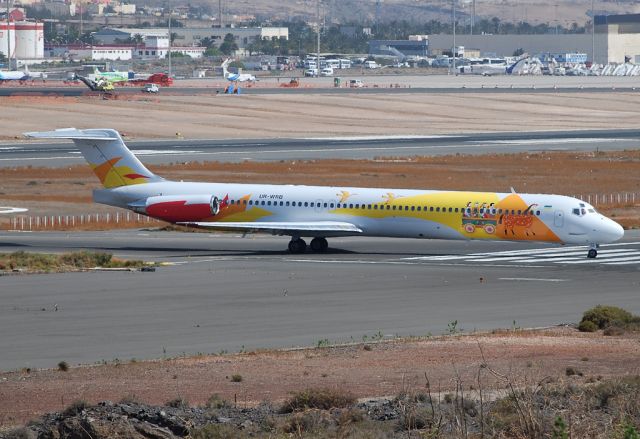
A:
[
  {"left": 403, "top": 243, "right": 640, "bottom": 267},
  {"left": 499, "top": 278, "right": 569, "bottom": 282}
]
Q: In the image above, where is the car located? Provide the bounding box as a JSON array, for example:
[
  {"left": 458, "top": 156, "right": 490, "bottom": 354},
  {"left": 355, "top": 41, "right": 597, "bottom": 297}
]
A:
[
  {"left": 349, "top": 79, "right": 364, "bottom": 88},
  {"left": 304, "top": 68, "right": 318, "bottom": 77},
  {"left": 142, "top": 83, "right": 159, "bottom": 93},
  {"left": 320, "top": 67, "right": 334, "bottom": 77}
]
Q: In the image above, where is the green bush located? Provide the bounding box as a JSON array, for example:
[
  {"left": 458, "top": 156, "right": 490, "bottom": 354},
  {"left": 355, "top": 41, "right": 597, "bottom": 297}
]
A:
[
  {"left": 57, "top": 361, "right": 69, "bottom": 372},
  {"left": 579, "top": 305, "right": 639, "bottom": 330},
  {"left": 578, "top": 320, "right": 598, "bottom": 332},
  {"left": 280, "top": 388, "right": 356, "bottom": 413}
]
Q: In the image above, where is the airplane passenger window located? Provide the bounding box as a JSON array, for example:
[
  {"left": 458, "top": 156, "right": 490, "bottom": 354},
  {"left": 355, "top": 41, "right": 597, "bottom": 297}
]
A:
[
  {"left": 279, "top": 201, "right": 283, "bottom": 206},
  {"left": 249, "top": 200, "right": 253, "bottom": 205},
  {"left": 324, "top": 203, "right": 328, "bottom": 208},
  {"left": 362, "top": 205, "right": 366, "bottom": 209},
  {"left": 367, "top": 204, "right": 372, "bottom": 209},
  {"left": 349, "top": 204, "right": 353, "bottom": 208},
  {"left": 430, "top": 207, "right": 434, "bottom": 212},
  {"left": 261, "top": 201, "right": 266, "bottom": 206},
  {"left": 436, "top": 207, "right": 440, "bottom": 212},
  {"left": 386, "top": 205, "right": 391, "bottom": 210},
  {"left": 517, "top": 210, "right": 522, "bottom": 215},
  {"left": 449, "top": 208, "right": 453, "bottom": 212},
  {"left": 243, "top": 200, "right": 247, "bottom": 205},
  {"left": 304, "top": 202, "right": 308, "bottom": 207},
  {"left": 536, "top": 210, "right": 540, "bottom": 215},
  {"left": 411, "top": 206, "right": 415, "bottom": 211},
  {"left": 267, "top": 201, "right": 272, "bottom": 206},
  {"left": 374, "top": 205, "right": 378, "bottom": 210},
  {"left": 405, "top": 206, "right": 409, "bottom": 211},
  {"left": 330, "top": 203, "right": 334, "bottom": 208},
  {"left": 392, "top": 206, "right": 397, "bottom": 210},
  {"left": 455, "top": 208, "right": 459, "bottom": 213},
  {"left": 285, "top": 201, "right": 290, "bottom": 206},
  {"left": 417, "top": 206, "right": 421, "bottom": 211}
]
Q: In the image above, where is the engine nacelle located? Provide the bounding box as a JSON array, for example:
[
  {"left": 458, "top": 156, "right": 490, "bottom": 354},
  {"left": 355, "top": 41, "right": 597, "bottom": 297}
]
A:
[{"left": 135, "top": 194, "right": 223, "bottom": 223}]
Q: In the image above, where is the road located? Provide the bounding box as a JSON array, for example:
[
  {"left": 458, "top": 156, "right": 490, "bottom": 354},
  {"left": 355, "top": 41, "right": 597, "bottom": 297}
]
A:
[
  {"left": 3, "top": 129, "right": 640, "bottom": 167},
  {"left": 1, "top": 230, "right": 638, "bottom": 370}
]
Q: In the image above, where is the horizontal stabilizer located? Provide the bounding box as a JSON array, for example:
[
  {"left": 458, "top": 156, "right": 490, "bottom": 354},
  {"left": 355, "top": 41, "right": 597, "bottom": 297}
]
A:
[
  {"left": 180, "top": 221, "right": 363, "bottom": 235},
  {"left": 24, "top": 128, "right": 120, "bottom": 141}
]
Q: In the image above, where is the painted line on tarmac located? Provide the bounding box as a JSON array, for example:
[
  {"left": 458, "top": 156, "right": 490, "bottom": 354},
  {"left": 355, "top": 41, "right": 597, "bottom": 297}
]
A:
[{"left": 499, "top": 277, "right": 569, "bottom": 282}]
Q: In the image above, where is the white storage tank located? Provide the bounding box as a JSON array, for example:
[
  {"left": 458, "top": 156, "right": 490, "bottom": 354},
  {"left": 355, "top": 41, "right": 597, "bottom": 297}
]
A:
[
  {"left": 15, "top": 22, "right": 44, "bottom": 59},
  {"left": 0, "top": 22, "right": 16, "bottom": 61}
]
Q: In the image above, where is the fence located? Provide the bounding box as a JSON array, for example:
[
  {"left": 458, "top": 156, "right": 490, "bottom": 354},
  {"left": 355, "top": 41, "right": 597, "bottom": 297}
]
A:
[
  {"left": 3, "top": 211, "right": 162, "bottom": 231},
  {"left": 570, "top": 192, "right": 638, "bottom": 207}
]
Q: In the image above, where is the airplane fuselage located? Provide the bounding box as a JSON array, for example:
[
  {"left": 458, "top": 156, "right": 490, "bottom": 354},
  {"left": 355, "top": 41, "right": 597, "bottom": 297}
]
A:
[{"left": 96, "top": 181, "right": 624, "bottom": 245}]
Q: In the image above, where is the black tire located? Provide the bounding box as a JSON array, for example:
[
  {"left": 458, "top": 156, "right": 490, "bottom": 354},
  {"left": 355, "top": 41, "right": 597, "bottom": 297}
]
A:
[
  {"left": 310, "top": 237, "right": 328, "bottom": 253},
  {"left": 587, "top": 249, "right": 597, "bottom": 259},
  {"left": 288, "top": 239, "right": 307, "bottom": 254}
]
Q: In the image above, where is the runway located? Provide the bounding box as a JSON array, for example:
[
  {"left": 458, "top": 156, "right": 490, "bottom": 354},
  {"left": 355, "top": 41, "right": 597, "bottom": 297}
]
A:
[
  {"left": 1, "top": 229, "right": 638, "bottom": 370},
  {"left": 2, "top": 128, "right": 640, "bottom": 167}
]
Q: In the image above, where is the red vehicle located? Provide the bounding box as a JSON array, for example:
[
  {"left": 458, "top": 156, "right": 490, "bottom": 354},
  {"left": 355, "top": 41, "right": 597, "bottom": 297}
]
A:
[{"left": 130, "top": 73, "right": 173, "bottom": 87}]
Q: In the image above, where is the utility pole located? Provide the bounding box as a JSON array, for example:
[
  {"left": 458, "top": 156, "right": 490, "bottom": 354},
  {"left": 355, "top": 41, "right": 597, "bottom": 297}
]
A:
[
  {"left": 471, "top": 0, "right": 475, "bottom": 35},
  {"left": 316, "top": 0, "right": 320, "bottom": 77},
  {"left": 6, "top": 0, "right": 10, "bottom": 69},
  {"left": 167, "top": 1, "right": 172, "bottom": 78},
  {"left": 591, "top": 0, "right": 596, "bottom": 64},
  {"left": 452, "top": 0, "right": 456, "bottom": 74}
]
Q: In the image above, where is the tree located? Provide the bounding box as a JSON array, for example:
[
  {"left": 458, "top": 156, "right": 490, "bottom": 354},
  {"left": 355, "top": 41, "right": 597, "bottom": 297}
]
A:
[{"left": 219, "top": 33, "right": 238, "bottom": 55}]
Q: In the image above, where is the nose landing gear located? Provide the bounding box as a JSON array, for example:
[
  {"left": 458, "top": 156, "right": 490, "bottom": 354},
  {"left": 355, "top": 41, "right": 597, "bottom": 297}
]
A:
[{"left": 587, "top": 243, "right": 599, "bottom": 259}]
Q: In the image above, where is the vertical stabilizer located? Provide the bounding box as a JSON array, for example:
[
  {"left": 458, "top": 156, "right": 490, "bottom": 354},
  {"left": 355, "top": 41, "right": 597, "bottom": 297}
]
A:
[{"left": 24, "top": 128, "right": 163, "bottom": 188}]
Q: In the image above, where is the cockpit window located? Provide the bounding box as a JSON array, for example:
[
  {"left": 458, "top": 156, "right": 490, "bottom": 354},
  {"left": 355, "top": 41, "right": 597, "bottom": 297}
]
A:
[
  {"left": 572, "top": 207, "right": 588, "bottom": 217},
  {"left": 572, "top": 208, "right": 581, "bottom": 216},
  {"left": 588, "top": 208, "right": 595, "bottom": 213}
]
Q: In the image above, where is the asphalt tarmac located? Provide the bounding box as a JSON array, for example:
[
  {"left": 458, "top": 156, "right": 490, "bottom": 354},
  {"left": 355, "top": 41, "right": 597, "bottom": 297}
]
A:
[
  {"left": 1, "top": 230, "right": 638, "bottom": 371},
  {"left": 3, "top": 129, "right": 640, "bottom": 167}
]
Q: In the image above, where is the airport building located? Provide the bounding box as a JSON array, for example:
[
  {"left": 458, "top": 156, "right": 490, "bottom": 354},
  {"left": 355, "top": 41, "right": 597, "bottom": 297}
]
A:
[
  {"left": 369, "top": 35, "right": 429, "bottom": 58},
  {"left": 594, "top": 13, "right": 640, "bottom": 64}
]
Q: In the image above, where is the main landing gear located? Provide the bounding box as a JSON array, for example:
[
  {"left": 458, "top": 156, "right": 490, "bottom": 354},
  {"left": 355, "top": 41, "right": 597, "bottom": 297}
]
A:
[
  {"left": 587, "top": 243, "right": 599, "bottom": 259},
  {"left": 288, "top": 237, "right": 328, "bottom": 254}
]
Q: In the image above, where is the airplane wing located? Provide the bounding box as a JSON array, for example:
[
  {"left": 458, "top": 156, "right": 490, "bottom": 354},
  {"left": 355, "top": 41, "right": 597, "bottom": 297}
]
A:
[
  {"left": 179, "top": 221, "right": 363, "bottom": 236},
  {"left": 0, "top": 207, "right": 28, "bottom": 214}
]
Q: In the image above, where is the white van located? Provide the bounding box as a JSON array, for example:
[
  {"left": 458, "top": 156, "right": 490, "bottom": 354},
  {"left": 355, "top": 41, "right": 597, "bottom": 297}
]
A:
[
  {"left": 349, "top": 79, "right": 364, "bottom": 88},
  {"left": 364, "top": 61, "right": 379, "bottom": 69}
]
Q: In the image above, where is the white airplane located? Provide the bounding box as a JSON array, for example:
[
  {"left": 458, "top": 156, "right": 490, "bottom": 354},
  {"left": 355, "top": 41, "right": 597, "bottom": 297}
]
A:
[
  {"left": 221, "top": 59, "right": 256, "bottom": 82},
  {"left": 24, "top": 128, "right": 624, "bottom": 258},
  {"left": 0, "top": 65, "right": 46, "bottom": 83}
]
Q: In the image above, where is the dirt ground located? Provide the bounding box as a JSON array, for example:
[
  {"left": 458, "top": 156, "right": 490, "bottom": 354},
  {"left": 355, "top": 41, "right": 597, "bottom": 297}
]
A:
[
  {"left": 2, "top": 92, "right": 640, "bottom": 141},
  {"left": 1, "top": 328, "right": 639, "bottom": 429}
]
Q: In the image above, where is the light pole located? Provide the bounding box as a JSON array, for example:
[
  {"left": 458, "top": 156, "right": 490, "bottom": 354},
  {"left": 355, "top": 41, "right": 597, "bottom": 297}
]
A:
[
  {"left": 6, "top": 0, "right": 11, "bottom": 69},
  {"left": 591, "top": 0, "right": 595, "bottom": 64},
  {"left": 316, "top": 0, "right": 320, "bottom": 77},
  {"left": 452, "top": 0, "right": 456, "bottom": 74},
  {"left": 167, "top": 2, "right": 172, "bottom": 78}
]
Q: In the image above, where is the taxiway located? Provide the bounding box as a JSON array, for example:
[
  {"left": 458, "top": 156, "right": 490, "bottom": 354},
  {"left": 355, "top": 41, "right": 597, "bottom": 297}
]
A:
[{"left": 1, "top": 230, "right": 638, "bottom": 370}]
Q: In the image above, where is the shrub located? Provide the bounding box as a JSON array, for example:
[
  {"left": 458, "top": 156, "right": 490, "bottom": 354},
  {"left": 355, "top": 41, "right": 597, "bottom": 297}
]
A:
[
  {"left": 578, "top": 320, "right": 598, "bottom": 332},
  {"left": 166, "top": 397, "right": 189, "bottom": 408},
  {"left": 565, "top": 366, "right": 583, "bottom": 377},
  {"left": 57, "top": 361, "right": 69, "bottom": 372},
  {"left": 191, "top": 423, "right": 247, "bottom": 439},
  {"left": 579, "top": 305, "right": 637, "bottom": 330},
  {"left": 230, "top": 374, "right": 243, "bottom": 382},
  {"left": 604, "top": 326, "right": 625, "bottom": 336},
  {"left": 206, "top": 394, "right": 230, "bottom": 409},
  {"left": 280, "top": 388, "right": 356, "bottom": 413},
  {"left": 62, "top": 400, "right": 88, "bottom": 417}
]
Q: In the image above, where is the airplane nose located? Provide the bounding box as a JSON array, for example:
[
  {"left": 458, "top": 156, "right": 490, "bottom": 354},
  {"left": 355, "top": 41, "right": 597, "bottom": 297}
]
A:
[{"left": 610, "top": 220, "right": 625, "bottom": 242}]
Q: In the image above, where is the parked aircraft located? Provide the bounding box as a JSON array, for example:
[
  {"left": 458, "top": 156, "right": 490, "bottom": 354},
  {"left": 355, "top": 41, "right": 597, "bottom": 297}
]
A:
[
  {"left": 221, "top": 59, "right": 256, "bottom": 82},
  {"left": 89, "top": 68, "right": 134, "bottom": 84},
  {"left": 24, "top": 128, "right": 624, "bottom": 258},
  {"left": 0, "top": 66, "right": 46, "bottom": 83}
]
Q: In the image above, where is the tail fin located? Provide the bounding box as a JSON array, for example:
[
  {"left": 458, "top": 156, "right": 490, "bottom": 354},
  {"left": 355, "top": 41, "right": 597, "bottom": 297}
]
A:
[
  {"left": 24, "top": 128, "right": 163, "bottom": 189},
  {"left": 221, "top": 58, "right": 230, "bottom": 78}
]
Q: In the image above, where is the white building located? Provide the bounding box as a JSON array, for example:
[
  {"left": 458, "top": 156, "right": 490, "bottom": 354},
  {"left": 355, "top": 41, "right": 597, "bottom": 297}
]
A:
[
  {"left": 595, "top": 14, "right": 640, "bottom": 64},
  {"left": 91, "top": 46, "right": 132, "bottom": 61}
]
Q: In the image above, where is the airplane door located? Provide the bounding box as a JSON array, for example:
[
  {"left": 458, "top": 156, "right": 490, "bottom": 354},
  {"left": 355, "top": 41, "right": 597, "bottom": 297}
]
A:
[{"left": 554, "top": 210, "right": 564, "bottom": 227}]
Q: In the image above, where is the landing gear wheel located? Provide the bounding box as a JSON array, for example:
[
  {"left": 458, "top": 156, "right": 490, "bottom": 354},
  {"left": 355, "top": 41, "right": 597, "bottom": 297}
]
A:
[
  {"left": 288, "top": 238, "right": 307, "bottom": 254},
  {"left": 310, "top": 237, "right": 328, "bottom": 253},
  {"left": 587, "top": 249, "right": 597, "bottom": 259}
]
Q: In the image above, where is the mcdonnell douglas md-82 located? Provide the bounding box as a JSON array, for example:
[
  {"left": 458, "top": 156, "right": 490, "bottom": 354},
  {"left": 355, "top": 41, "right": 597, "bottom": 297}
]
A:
[{"left": 25, "top": 128, "right": 624, "bottom": 258}]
